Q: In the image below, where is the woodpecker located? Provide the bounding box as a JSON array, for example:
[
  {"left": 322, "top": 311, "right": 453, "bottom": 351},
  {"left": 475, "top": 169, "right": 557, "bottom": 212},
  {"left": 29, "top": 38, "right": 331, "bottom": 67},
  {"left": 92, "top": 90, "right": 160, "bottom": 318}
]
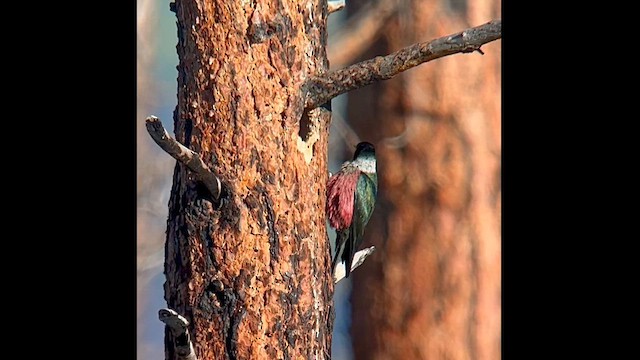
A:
[{"left": 326, "top": 142, "right": 378, "bottom": 278}]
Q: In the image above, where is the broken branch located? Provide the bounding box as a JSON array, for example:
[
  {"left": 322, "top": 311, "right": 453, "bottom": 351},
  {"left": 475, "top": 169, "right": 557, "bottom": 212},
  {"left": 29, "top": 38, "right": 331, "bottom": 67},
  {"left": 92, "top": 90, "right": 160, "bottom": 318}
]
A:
[
  {"left": 334, "top": 246, "right": 376, "bottom": 283},
  {"left": 305, "top": 19, "right": 501, "bottom": 109},
  {"left": 328, "top": 0, "right": 345, "bottom": 14},
  {"left": 159, "top": 308, "right": 198, "bottom": 360},
  {"left": 145, "top": 116, "right": 222, "bottom": 200}
]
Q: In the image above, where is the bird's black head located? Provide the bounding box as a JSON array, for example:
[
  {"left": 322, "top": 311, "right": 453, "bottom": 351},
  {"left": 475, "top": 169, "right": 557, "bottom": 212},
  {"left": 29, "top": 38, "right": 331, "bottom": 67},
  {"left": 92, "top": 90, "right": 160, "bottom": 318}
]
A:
[{"left": 353, "top": 141, "right": 375, "bottom": 160}]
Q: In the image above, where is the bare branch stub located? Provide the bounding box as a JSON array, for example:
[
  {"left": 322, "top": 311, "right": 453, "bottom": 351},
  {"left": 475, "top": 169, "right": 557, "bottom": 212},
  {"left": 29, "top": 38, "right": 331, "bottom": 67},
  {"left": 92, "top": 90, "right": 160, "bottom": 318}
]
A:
[
  {"left": 305, "top": 19, "right": 502, "bottom": 110},
  {"left": 145, "top": 116, "right": 222, "bottom": 200},
  {"left": 159, "top": 308, "right": 198, "bottom": 360},
  {"left": 328, "top": 0, "right": 345, "bottom": 14},
  {"left": 334, "top": 246, "right": 376, "bottom": 283}
]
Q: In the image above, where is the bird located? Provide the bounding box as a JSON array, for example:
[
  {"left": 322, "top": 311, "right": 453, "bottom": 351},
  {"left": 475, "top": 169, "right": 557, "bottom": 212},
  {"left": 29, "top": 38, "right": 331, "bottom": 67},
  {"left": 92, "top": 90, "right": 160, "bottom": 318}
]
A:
[{"left": 326, "top": 141, "right": 378, "bottom": 278}]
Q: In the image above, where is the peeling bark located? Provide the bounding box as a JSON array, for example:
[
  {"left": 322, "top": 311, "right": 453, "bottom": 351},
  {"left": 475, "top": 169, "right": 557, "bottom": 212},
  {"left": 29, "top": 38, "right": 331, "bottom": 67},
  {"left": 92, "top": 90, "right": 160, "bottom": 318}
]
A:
[
  {"left": 155, "top": 0, "right": 501, "bottom": 358},
  {"left": 163, "top": 1, "right": 334, "bottom": 359}
]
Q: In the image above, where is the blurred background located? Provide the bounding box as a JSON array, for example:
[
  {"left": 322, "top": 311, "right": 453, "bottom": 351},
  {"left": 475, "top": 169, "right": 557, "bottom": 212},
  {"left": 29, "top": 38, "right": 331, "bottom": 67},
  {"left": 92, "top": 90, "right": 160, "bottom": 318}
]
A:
[{"left": 137, "top": 0, "right": 500, "bottom": 359}]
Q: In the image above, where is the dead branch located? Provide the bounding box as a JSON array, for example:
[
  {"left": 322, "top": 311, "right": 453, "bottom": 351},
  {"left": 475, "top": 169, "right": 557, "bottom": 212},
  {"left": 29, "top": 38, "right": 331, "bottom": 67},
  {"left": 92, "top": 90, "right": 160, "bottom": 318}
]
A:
[
  {"left": 159, "top": 308, "right": 198, "bottom": 360},
  {"left": 145, "top": 116, "right": 222, "bottom": 200},
  {"left": 328, "top": 0, "right": 400, "bottom": 68},
  {"left": 334, "top": 246, "right": 376, "bottom": 283},
  {"left": 328, "top": 0, "right": 345, "bottom": 14},
  {"left": 305, "top": 19, "right": 502, "bottom": 110}
]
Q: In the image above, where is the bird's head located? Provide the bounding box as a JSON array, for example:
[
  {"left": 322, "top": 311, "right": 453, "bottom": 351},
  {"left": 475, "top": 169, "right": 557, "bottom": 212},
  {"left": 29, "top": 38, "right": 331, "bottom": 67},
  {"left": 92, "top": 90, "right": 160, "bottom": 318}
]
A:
[
  {"left": 352, "top": 141, "right": 376, "bottom": 173},
  {"left": 353, "top": 141, "right": 375, "bottom": 160}
]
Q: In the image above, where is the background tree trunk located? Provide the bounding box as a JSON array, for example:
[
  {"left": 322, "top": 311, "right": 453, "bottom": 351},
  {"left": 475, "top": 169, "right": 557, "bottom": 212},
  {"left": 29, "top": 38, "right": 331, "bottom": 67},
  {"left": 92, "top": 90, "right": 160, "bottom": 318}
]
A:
[
  {"left": 164, "top": 1, "right": 334, "bottom": 359},
  {"left": 348, "top": 0, "right": 501, "bottom": 359}
]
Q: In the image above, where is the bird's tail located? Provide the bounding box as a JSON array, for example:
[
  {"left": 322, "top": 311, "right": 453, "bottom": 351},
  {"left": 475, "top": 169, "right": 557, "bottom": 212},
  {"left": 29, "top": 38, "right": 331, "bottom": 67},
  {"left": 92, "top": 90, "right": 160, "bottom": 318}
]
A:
[
  {"left": 343, "top": 233, "right": 354, "bottom": 278},
  {"left": 332, "top": 231, "right": 347, "bottom": 275}
]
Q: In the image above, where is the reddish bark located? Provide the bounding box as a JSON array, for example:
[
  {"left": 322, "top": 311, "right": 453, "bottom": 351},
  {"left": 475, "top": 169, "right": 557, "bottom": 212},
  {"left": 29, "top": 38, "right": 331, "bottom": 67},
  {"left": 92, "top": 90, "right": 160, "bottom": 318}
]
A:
[{"left": 163, "top": 1, "right": 334, "bottom": 359}]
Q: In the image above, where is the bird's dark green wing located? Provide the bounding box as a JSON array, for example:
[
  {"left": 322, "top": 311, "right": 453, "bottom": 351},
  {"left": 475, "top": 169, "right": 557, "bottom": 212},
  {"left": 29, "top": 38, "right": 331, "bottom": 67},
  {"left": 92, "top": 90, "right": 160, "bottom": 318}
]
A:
[{"left": 344, "top": 172, "right": 377, "bottom": 276}]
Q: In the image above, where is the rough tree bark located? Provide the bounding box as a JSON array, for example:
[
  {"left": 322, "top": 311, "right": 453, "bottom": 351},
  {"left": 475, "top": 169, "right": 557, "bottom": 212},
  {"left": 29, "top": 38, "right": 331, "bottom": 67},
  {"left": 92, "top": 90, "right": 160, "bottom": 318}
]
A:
[
  {"left": 162, "top": 1, "right": 334, "bottom": 359},
  {"left": 348, "top": 0, "right": 501, "bottom": 359},
  {"left": 149, "top": 0, "right": 500, "bottom": 359}
]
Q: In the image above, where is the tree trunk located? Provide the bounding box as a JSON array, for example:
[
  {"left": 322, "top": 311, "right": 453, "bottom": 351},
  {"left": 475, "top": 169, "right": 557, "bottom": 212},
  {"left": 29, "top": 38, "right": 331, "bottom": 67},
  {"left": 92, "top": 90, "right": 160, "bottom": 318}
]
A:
[
  {"left": 164, "top": 1, "right": 334, "bottom": 359},
  {"left": 349, "top": 0, "right": 501, "bottom": 359}
]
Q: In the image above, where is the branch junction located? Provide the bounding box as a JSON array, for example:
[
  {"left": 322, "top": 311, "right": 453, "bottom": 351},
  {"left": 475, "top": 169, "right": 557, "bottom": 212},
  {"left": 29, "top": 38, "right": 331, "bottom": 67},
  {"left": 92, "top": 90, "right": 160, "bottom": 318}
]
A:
[{"left": 305, "top": 19, "right": 502, "bottom": 109}]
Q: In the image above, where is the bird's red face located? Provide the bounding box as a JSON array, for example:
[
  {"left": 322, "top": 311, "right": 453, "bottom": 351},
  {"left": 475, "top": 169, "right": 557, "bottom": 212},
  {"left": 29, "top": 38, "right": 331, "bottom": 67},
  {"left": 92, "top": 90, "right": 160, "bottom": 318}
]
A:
[{"left": 326, "top": 168, "right": 360, "bottom": 231}]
